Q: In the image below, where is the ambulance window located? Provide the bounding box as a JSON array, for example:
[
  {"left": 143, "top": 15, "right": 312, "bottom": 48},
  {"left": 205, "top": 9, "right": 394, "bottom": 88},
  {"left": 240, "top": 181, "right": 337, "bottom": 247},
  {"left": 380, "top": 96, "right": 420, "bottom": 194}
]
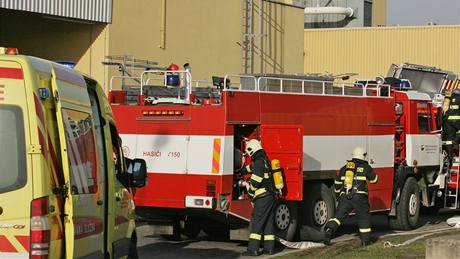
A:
[
  {"left": 88, "top": 88, "right": 106, "bottom": 193},
  {"left": 62, "top": 109, "right": 99, "bottom": 195},
  {"left": 109, "top": 124, "right": 129, "bottom": 187},
  {"left": 0, "top": 106, "right": 26, "bottom": 194}
]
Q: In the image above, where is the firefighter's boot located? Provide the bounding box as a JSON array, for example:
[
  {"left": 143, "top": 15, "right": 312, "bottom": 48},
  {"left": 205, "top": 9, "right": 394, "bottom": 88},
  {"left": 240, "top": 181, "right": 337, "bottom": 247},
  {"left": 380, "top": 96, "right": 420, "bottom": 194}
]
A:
[{"left": 323, "top": 226, "right": 333, "bottom": 245}]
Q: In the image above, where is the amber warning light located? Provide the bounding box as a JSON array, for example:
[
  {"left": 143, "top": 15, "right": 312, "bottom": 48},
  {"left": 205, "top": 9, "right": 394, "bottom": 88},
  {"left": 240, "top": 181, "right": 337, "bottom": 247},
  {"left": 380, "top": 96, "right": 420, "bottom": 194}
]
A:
[
  {"left": 142, "top": 110, "right": 184, "bottom": 116},
  {"left": 0, "top": 47, "right": 19, "bottom": 55}
]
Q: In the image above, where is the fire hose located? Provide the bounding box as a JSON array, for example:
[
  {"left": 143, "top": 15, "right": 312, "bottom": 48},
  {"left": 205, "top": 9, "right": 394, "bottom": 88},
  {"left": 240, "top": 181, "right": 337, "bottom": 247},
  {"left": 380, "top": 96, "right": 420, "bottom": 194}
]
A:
[
  {"left": 277, "top": 216, "right": 460, "bottom": 250},
  {"left": 383, "top": 216, "right": 460, "bottom": 248}
]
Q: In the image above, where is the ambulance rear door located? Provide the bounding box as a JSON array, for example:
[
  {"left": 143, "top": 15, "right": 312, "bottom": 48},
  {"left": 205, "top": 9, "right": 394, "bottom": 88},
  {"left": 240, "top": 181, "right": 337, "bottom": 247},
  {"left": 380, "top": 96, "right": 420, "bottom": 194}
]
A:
[{"left": 0, "top": 59, "right": 31, "bottom": 257}]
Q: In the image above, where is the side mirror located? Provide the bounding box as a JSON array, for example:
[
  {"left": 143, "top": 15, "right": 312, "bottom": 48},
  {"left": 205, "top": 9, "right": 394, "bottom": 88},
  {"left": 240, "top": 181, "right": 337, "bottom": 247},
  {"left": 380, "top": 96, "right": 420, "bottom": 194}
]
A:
[{"left": 128, "top": 158, "right": 147, "bottom": 188}]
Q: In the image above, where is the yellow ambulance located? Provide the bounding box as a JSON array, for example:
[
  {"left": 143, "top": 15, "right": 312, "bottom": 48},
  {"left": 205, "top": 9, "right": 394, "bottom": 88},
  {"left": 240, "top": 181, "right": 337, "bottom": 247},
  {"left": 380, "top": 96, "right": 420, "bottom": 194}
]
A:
[{"left": 0, "top": 48, "right": 147, "bottom": 258}]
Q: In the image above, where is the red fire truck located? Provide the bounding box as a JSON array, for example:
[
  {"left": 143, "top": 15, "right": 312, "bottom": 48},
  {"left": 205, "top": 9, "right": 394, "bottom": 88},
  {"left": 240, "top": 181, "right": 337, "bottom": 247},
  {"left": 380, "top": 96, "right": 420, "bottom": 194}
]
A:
[{"left": 108, "top": 64, "right": 459, "bottom": 241}]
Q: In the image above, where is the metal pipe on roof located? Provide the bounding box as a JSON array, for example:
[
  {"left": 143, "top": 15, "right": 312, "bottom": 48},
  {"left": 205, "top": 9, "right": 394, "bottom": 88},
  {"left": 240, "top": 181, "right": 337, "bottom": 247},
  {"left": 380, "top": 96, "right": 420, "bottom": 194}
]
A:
[
  {"left": 304, "top": 6, "right": 354, "bottom": 17},
  {"left": 159, "top": 0, "right": 166, "bottom": 49}
]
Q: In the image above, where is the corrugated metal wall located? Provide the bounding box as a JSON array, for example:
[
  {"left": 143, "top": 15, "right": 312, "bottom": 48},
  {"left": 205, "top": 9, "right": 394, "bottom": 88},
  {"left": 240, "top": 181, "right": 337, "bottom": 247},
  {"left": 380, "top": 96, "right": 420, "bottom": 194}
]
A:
[
  {"left": 304, "top": 26, "right": 460, "bottom": 80},
  {"left": 0, "top": 0, "right": 112, "bottom": 23}
]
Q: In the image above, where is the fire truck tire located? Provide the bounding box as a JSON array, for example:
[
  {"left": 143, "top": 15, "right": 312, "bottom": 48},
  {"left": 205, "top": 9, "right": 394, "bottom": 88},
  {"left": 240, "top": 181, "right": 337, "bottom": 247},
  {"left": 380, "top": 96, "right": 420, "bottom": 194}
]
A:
[
  {"left": 389, "top": 177, "right": 420, "bottom": 230},
  {"left": 182, "top": 217, "right": 202, "bottom": 239},
  {"left": 299, "top": 183, "right": 335, "bottom": 241},
  {"left": 128, "top": 231, "right": 138, "bottom": 259},
  {"left": 274, "top": 201, "right": 298, "bottom": 241}
]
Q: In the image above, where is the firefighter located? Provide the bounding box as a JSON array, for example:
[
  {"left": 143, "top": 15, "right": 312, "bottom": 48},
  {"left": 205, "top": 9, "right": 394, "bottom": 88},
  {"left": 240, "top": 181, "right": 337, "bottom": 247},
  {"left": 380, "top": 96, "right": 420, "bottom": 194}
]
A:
[
  {"left": 242, "top": 139, "right": 277, "bottom": 256},
  {"left": 443, "top": 88, "right": 460, "bottom": 165},
  {"left": 323, "top": 147, "right": 378, "bottom": 246}
]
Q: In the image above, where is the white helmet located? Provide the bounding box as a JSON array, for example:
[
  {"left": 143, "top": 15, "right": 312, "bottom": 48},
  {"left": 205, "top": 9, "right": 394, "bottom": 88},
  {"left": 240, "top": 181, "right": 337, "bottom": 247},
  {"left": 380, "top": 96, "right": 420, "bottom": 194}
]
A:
[
  {"left": 352, "top": 147, "right": 367, "bottom": 160},
  {"left": 245, "top": 139, "right": 262, "bottom": 156}
]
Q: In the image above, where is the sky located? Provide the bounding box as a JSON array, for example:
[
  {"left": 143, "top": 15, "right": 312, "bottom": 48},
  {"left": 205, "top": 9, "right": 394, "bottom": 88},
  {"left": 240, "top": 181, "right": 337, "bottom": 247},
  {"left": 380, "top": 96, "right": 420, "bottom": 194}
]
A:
[{"left": 387, "top": 0, "right": 460, "bottom": 26}]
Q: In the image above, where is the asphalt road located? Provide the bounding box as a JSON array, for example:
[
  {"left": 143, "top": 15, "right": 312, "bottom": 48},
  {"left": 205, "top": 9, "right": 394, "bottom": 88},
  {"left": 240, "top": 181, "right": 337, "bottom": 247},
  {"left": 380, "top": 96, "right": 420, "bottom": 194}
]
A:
[{"left": 136, "top": 209, "right": 459, "bottom": 258}]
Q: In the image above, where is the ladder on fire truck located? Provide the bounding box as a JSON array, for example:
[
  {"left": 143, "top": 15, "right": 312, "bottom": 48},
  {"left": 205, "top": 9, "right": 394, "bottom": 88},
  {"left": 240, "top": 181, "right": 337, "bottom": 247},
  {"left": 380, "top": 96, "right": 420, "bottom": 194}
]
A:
[
  {"left": 103, "top": 55, "right": 164, "bottom": 103},
  {"left": 445, "top": 155, "right": 460, "bottom": 209}
]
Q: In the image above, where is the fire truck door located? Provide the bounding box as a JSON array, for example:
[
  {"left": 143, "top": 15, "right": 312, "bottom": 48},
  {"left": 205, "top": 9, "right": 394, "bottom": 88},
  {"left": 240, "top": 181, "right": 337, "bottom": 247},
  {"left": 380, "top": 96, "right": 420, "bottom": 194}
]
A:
[
  {"left": 406, "top": 103, "right": 441, "bottom": 167},
  {"left": 261, "top": 125, "right": 303, "bottom": 200}
]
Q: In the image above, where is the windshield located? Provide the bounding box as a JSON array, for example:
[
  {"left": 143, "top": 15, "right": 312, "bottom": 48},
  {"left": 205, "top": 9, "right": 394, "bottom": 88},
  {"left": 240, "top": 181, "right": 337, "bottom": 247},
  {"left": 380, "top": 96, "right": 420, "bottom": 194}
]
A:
[
  {"left": 399, "top": 69, "right": 446, "bottom": 95},
  {"left": 0, "top": 106, "right": 26, "bottom": 193}
]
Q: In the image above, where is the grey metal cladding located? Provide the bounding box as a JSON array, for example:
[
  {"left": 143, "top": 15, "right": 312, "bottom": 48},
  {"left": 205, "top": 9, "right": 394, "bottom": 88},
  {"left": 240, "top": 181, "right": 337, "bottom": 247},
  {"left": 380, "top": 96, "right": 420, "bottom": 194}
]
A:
[{"left": 0, "top": 0, "right": 113, "bottom": 23}]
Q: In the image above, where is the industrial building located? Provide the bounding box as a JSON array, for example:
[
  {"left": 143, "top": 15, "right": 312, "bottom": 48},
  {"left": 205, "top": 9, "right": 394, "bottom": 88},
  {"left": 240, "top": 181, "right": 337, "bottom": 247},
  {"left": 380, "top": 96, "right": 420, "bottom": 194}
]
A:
[
  {"left": 0, "top": 0, "right": 304, "bottom": 91},
  {"left": 1, "top": 0, "right": 459, "bottom": 90},
  {"left": 304, "top": 25, "right": 460, "bottom": 81}
]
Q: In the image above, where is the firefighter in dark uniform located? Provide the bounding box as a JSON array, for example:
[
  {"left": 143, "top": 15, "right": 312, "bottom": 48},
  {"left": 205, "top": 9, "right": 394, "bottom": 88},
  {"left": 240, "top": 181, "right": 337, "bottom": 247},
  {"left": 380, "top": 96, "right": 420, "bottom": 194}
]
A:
[
  {"left": 243, "top": 139, "right": 277, "bottom": 256},
  {"left": 323, "top": 147, "right": 378, "bottom": 246},
  {"left": 443, "top": 88, "right": 460, "bottom": 165}
]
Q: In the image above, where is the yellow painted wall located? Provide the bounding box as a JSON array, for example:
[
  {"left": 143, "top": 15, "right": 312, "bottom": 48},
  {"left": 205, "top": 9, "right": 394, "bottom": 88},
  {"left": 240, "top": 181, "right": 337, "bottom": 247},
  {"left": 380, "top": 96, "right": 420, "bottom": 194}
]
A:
[
  {"left": 106, "top": 0, "right": 304, "bottom": 90},
  {"left": 1, "top": 1, "right": 304, "bottom": 92},
  {"left": 304, "top": 26, "right": 460, "bottom": 81}
]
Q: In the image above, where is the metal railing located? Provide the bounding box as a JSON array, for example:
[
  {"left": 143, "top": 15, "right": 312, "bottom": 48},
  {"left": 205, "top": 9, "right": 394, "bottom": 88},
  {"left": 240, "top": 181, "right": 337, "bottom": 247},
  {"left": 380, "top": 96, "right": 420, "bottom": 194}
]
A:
[
  {"left": 109, "top": 76, "right": 141, "bottom": 91},
  {"left": 140, "top": 70, "right": 192, "bottom": 104},
  {"left": 223, "top": 74, "right": 391, "bottom": 98}
]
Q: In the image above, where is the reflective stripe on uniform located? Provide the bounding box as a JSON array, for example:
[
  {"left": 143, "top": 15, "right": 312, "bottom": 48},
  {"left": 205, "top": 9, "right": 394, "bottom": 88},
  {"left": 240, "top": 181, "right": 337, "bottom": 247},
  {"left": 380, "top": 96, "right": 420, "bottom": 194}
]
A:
[
  {"left": 249, "top": 233, "right": 261, "bottom": 240},
  {"left": 264, "top": 234, "right": 275, "bottom": 241},
  {"left": 448, "top": 115, "right": 460, "bottom": 120},
  {"left": 357, "top": 191, "right": 368, "bottom": 195},
  {"left": 334, "top": 188, "right": 341, "bottom": 193},
  {"left": 329, "top": 217, "right": 341, "bottom": 226},
  {"left": 264, "top": 173, "right": 270, "bottom": 179},
  {"left": 444, "top": 140, "right": 453, "bottom": 145},
  {"left": 334, "top": 180, "right": 343, "bottom": 184},
  {"left": 254, "top": 188, "right": 267, "bottom": 197},
  {"left": 250, "top": 184, "right": 257, "bottom": 191},
  {"left": 355, "top": 176, "right": 367, "bottom": 181},
  {"left": 359, "top": 228, "right": 371, "bottom": 233},
  {"left": 370, "top": 175, "right": 378, "bottom": 183},
  {"left": 341, "top": 176, "right": 346, "bottom": 180},
  {"left": 450, "top": 105, "right": 459, "bottom": 109},
  {"left": 251, "top": 174, "right": 263, "bottom": 183},
  {"left": 246, "top": 165, "right": 252, "bottom": 173}
]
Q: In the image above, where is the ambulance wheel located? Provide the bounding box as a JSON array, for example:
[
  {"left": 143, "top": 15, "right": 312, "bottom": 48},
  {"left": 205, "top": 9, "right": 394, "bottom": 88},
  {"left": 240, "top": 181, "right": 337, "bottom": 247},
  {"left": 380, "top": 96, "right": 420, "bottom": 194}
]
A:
[
  {"left": 389, "top": 177, "right": 420, "bottom": 230},
  {"left": 299, "top": 183, "right": 335, "bottom": 241},
  {"left": 274, "top": 201, "right": 298, "bottom": 241},
  {"left": 128, "top": 231, "right": 138, "bottom": 259},
  {"left": 182, "top": 217, "right": 201, "bottom": 239}
]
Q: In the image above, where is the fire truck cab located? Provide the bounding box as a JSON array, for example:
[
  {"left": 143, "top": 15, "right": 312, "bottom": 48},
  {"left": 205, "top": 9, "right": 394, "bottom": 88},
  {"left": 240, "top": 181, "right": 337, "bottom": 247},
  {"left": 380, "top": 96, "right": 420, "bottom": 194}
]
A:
[{"left": 109, "top": 65, "right": 457, "bottom": 241}]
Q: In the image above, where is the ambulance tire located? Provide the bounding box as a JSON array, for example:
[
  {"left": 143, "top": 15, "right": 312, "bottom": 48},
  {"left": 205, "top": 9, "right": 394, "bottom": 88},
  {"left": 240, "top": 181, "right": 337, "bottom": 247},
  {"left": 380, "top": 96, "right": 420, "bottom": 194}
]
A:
[
  {"left": 299, "top": 183, "right": 335, "bottom": 241},
  {"left": 388, "top": 177, "right": 420, "bottom": 230},
  {"left": 274, "top": 201, "right": 298, "bottom": 242},
  {"left": 128, "top": 231, "right": 138, "bottom": 259},
  {"left": 182, "top": 217, "right": 202, "bottom": 239}
]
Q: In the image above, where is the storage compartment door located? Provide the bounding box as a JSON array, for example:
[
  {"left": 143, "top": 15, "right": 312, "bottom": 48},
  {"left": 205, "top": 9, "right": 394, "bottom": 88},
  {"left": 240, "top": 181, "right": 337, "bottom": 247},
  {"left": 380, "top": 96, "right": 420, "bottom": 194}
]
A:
[{"left": 261, "top": 125, "right": 303, "bottom": 201}]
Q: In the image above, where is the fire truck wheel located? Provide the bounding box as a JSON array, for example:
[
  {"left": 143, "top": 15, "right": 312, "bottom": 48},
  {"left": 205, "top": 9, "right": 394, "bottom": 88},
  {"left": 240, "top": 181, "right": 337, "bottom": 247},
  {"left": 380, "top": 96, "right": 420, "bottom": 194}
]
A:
[
  {"left": 182, "top": 217, "right": 202, "bottom": 239},
  {"left": 274, "top": 201, "right": 298, "bottom": 241},
  {"left": 299, "top": 183, "right": 335, "bottom": 241},
  {"left": 128, "top": 231, "right": 138, "bottom": 259},
  {"left": 389, "top": 177, "right": 420, "bottom": 230}
]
